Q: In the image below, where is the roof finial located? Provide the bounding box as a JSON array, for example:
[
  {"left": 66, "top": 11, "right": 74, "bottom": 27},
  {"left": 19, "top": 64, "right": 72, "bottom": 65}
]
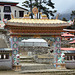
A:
[
  {"left": 56, "top": 14, "right": 59, "bottom": 19},
  {"left": 11, "top": 13, "right": 14, "bottom": 19},
  {"left": 32, "top": 7, "right": 38, "bottom": 19},
  {"left": 23, "top": 12, "right": 31, "bottom": 19},
  {"left": 39, "top": 12, "right": 48, "bottom": 19}
]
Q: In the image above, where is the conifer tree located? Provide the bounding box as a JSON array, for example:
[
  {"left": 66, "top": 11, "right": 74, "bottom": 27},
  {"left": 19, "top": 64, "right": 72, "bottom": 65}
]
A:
[
  {"left": 22, "top": 0, "right": 57, "bottom": 19},
  {"left": 71, "top": 10, "right": 75, "bottom": 20}
]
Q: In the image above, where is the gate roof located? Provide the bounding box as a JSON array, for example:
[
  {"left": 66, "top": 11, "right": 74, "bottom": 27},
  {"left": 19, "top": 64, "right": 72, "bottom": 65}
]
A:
[{"left": 6, "top": 19, "right": 70, "bottom": 27}]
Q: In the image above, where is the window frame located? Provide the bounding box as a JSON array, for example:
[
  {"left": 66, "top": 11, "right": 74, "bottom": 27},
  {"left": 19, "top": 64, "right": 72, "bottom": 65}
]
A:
[{"left": 3, "top": 6, "right": 11, "bottom": 12}]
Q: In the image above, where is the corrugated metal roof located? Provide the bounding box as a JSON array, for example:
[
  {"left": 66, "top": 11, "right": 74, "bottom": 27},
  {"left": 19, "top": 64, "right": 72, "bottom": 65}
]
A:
[{"left": 61, "top": 48, "right": 75, "bottom": 51}]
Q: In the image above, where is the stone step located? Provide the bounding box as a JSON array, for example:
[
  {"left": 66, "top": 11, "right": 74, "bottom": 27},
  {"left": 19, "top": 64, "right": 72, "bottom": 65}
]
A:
[
  {"left": 20, "top": 56, "right": 34, "bottom": 63},
  {"left": 21, "top": 64, "right": 55, "bottom": 70},
  {"left": 20, "top": 56, "right": 34, "bottom": 60},
  {"left": 20, "top": 60, "right": 34, "bottom": 63},
  {"left": 20, "top": 69, "right": 73, "bottom": 74}
]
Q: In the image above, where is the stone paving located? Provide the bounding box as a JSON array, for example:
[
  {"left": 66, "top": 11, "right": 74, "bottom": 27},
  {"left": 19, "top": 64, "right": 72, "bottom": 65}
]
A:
[
  {"left": 20, "top": 69, "right": 73, "bottom": 74},
  {"left": 0, "top": 69, "right": 75, "bottom": 75}
]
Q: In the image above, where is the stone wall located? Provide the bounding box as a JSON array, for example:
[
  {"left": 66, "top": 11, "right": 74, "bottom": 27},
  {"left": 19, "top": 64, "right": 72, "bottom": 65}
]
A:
[
  {"left": 0, "top": 55, "right": 12, "bottom": 69},
  {"left": 19, "top": 46, "right": 48, "bottom": 56}
]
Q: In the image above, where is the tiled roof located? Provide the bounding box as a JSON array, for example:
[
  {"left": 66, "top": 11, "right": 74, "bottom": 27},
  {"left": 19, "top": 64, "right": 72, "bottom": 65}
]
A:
[
  {"left": 69, "top": 40, "right": 75, "bottom": 44},
  {"left": 63, "top": 24, "right": 75, "bottom": 31},
  {"left": 61, "top": 48, "right": 75, "bottom": 51},
  {"left": 7, "top": 19, "right": 70, "bottom": 27},
  {"left": 63, "top": 23, "right": 75, "bottom": 31},
  {"left": 61, "top": 32, "right": 74, "bottom": 37},
  {"left": 8, "top": 19, "right": 67, "bottom": 24}
]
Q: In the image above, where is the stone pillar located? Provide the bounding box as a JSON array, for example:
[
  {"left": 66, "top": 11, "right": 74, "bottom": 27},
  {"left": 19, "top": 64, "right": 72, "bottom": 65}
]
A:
[{"left": 10, "top": 36, "right": 19, "bottom": 65}]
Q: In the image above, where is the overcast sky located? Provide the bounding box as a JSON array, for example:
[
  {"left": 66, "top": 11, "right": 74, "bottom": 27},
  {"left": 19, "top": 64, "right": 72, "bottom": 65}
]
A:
[
  {"left": 52, "top": 0, "right": 75, "bottom": 14},
  {"left": 15, "top": 0, "right": 75, "bottom": 14}
]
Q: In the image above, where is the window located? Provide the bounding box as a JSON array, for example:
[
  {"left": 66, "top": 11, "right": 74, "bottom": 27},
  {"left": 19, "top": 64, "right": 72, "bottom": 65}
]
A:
[
  {"left": 65, "top": 56, "right": 67, "bottom": 60},
  {"left": 4, "top": 14, "right": 11, "bottom": 20},
  {"left": 67, "top": 56, "right": 69, "bottom": 60},
  {"left": 1, "top": 54, "right": 4, "bottom": 59},
  {"left": 19, "top": 11, "right": 24, "bottom": 17},
  {"left": 0, "top": 8, "right": 1, "bottom": 12},
  {"left": 0, "top": 54, "right": 9, "bottom": 59},
  {"left": 0, "top": 14, "right": 1, "bottom": 20},
  {"left": 6, "top": 54, "right": 9, "bottom": 59},
  {"left": 4, "top": 6, "right": 11, "bottom": 12},
  {"left": 15, "top": 10, "right": 16, "bottom": 17},
  {"left": 70, "top": 56, "right": 72, "bottom": 60},
  {"left": 74, "top": 56, "right": 75, "bottom": 60}
]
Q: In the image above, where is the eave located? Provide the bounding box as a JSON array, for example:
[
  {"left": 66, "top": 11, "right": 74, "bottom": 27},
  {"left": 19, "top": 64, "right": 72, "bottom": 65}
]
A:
[
  {"left": 8, "top": 33, "right": 61, "bottom": 36},
  {"left": 5, "top": 22, "right": 70, "bottom": 27},
  {"left": 63, "top": 29, "right": 75, "bottom": 32}
]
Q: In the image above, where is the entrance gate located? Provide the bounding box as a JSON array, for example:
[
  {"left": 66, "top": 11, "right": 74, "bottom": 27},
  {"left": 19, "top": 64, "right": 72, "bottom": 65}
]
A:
[{"left": 5, "top": 18, "right": 69, "bottom": 66}]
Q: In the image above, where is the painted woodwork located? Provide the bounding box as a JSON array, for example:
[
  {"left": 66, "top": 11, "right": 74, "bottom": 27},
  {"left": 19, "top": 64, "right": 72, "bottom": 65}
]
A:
[
  {"left": 5, "top": 19, "right": 69, "bottom": 65},
  {"left": 10, "top": 36, "right": 18, "bottom": 65},
  {"left": 54, "top": 37, "right": 61, "bottom": 65}
]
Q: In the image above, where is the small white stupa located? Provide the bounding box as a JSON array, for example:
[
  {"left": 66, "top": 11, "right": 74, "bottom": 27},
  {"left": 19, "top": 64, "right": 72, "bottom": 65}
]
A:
[{"left": 21, "top": 38, "right": 48, "bottom": 47}]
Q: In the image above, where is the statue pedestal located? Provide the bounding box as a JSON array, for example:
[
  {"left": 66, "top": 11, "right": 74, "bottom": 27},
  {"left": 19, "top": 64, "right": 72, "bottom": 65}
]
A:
[
  {"left": 13, "top": 65, "right": 21, "bottom": 71},
  {"left": 56, "top": 63, "right": 66, "bottom": 69}
]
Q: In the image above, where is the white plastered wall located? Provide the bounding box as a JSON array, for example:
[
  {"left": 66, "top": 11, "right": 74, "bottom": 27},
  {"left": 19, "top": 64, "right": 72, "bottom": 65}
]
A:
[{"left": 0, "top": 5, "right": 28, "bottom": 21}]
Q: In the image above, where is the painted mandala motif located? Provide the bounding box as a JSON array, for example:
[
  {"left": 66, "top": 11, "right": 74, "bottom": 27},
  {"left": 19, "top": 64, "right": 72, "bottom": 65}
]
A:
[
  {"left": 13, "top": 50, "right": 17, "bottom": 54},
  {"left": 56, "top": 37, "right": 60, "bottom": 42},
  {"left": 21, "top": 37, "right": 24, "bottom": 40},
  {"left": 56, "top": 43, "right": 61, "bottom": 48},
  {"left": 13, "top": 37, "right": 17, "bottom": 42},
  {"left": 56, "top": 49, "right": 61, "bottom": 54},
  {"left": 13, "top": 43, "right": 18, "bottom": 48},
  {"left": 54, "top": 37, "right": 61, "bottom": 64},
  {"left": 56, "top": 55, "right": 61, "bottom": 59}
]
